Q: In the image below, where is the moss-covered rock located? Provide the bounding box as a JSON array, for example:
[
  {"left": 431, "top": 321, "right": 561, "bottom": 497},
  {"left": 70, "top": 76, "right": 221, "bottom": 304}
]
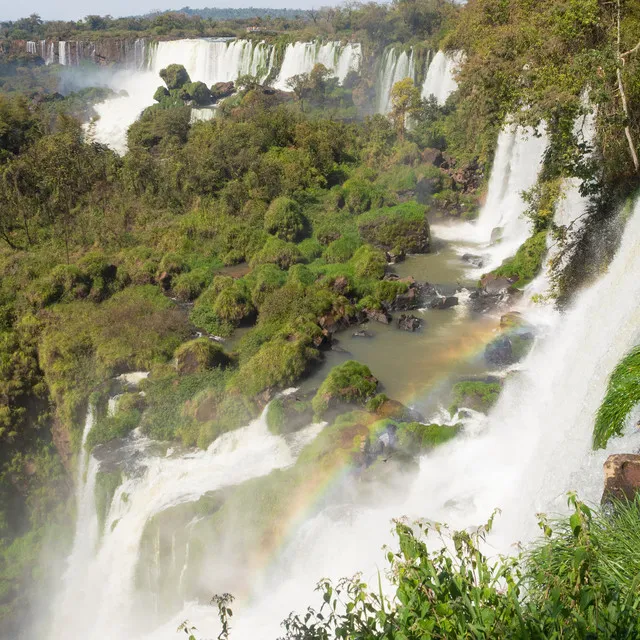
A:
[
  {"left": 159, "top": 64, "right": 191, "bottom": 90},
  {"left": 449, "top": 379, "right": 502, "bottom": 415},
  {"left": 312, "top": 361, "right": 378, "bottom": 417},
  {"left": 95, "top": 469, "right": 123, "bottom": 534},
  {"left": 153, "top": 86, "right": 169, "bottom": 102},
  {"left": 180, "top": 81, "right": 212, "bottom": 106},
  {"left": 350, "top": 245, "right": 387, "bottom": 279},
  {"left": 357, "top": 202, "right": 430, "bottom": 253},
  {"left": 493, "top": 231, "right": 548, "bottom": 286},
  {"left": 174, "top": 338, "right": 230, "bottom": 375},
  {"left": 250, "top": 237, "right": 304, "bottom": 270},
  {"left": 86, "top": 392, "right": 145, "bottom": 449},
  {"left": 397, "top": 421, "right": 461, "bottom": 452},
  {"left": 266, "top": 391, "right": 315, "bottom": 435}
]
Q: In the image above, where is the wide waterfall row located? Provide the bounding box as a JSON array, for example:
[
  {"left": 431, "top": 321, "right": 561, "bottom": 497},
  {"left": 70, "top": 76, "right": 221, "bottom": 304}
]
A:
[{"left": 25, "top": 38, "right": 148, "bottom": 68}]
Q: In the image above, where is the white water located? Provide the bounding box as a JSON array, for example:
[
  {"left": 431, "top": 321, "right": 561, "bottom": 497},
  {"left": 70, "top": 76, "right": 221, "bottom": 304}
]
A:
[
  {"left": 421, "top": 50, "right": 459, "bottom": 105},
  {"left": 49, "top": 407, "right": 300, "bottom": 639},
  {"left": 59, "top": 41, "right": 68, "bottom": 66},
  {"left": 433, "top": 122, "right": 548, "bottom": 272},
  {"left": 26, "top": 41, "right": 37, "bottom": 55},
  {"left": 376, "top": 47, "right": 415, "bottom": 114},
  {"left": 273, "top": 41, "right": 362, "bottom": 91}
]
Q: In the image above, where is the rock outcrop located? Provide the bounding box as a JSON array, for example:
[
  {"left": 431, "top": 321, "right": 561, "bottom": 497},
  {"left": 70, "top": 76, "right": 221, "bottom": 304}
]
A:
[{"left": 602, "top": 454, "right": 640, "bottom": 503}]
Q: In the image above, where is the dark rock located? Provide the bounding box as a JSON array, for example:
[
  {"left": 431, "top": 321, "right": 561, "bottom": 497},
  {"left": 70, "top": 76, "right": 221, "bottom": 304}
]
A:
[
  {"left": 602, "top": 454, "right": 640, "bottom": 503},
  {"left": 485, "top": 331, "right": 534, "bottom": 366},
  {"left": 365, "top": 308, "right": 392, "bottom": 324},
  {"left": 393, "top": 287, "right": 418, "bottom": 311},
  {"left": 481, "top": 274, "right": 516, "bottom": 295},
  {"left": 157, "top": 271, "right": 172, "bottom": 290},
  {"left": 210, "top": 81, "right": 235, "bottom": 101},
  {"left": 462, "top": 253, "right": 484, "bottom": 268},
  {"left": 385, "top": 249, "right": 406, "bottom": 264},
  {"left": 397, "top": 314, "right": 422, "bottom": 332}
]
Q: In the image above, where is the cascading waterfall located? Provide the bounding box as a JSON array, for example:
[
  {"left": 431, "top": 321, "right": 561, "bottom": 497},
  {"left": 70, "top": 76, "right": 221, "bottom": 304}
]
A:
[
  {"left": 421, "top": 50, "right": 459, "bottom": 105},
  {"left": 376, "top": 47, "right": 415, "bottom": 114},
  {"left": 433, "top": 122, "right": 548, "bottom": 272},
  {"left": 26, "top": 41, "right": 37, "bottom": 55},
  {"left": 48, "top": 406, "right": 302, "bottom": 640},
  {"left": 273, "top": 41, "right": 362, "bottom": 91}
]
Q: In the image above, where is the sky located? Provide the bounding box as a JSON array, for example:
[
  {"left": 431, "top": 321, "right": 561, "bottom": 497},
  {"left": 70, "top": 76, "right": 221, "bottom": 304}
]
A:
[{"left": 1, "top": 0, "right": 344, "bottom": 22}]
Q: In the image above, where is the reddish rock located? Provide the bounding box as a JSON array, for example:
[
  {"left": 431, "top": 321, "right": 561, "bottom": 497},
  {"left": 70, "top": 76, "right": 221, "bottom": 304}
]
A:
[
  {"left": 365, "top": 308, "right": 391, "bottom": 324},
  {"left": 602, "top": 454, "right": 640, "bottom": 503}
]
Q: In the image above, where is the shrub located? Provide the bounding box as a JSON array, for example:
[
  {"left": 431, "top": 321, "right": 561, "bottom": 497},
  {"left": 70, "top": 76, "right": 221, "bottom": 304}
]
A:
[
  {"left": 250, "top": 237, "right": 304, "bottom": 270},
  {"left": 172, "top": 269, "right": 209, "bottom": 301},
  {"left": 312, "top": 361, "right": 378, "bottom": 417},
  {"left": 323, "top": 234, "right": 362, "bottom": 263},
  {"left": 248, "top": 264, "right": 287, "bottom": 307},
  {"left": 350, "top": 245, "right": 387, "bottom": 279},
  {"left": 593, "top": 346, "right": 640, "bottom": 449},
  {"left": 86, "top": 392, "right": 145, "bottom": 449},
  {"left": 287, "top": 264, "right": 316, "bottom": 287},
  {"left": 357, "top": 202, "right": 430, "bottom": 253},
  {"left": 263, "top": 197, "right": 308, "bottom": 242},
  {"left": 174, "top": 338, "right": 230, "bottom": 375},
  {"left": 341, "top": 177, "right": 381, "bottom": 214},
  {"left": 297, "top": 238, "right": 323, "bottom": 262}
]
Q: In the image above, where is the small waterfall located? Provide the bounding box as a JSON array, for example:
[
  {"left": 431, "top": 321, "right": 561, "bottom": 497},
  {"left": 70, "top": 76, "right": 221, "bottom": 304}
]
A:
[
  {"left": 50, "top": 408, "right": 100, "bottom": 638},
  {"left": 46, "top": 42, "right": 55, "bottom": 65},
  {"left": 273, "top": 41, "right": 362, "bottom": 91},
  {"left": 376, "top": 47, "right": 415, "bottom": 114},
  {"left": 190, "top": 107, "right": 216, "bottom": 124},
  {"left": 421, "top": 50, "right": 459, "bottom": 105},
  {"left": 26, "top": 41, "right": 37, "bottom": 55},
  {"left": 58, "top": 41, "right": 68, "bottom": 66},
  {"left": 433, "top": 122, "right": 548, "bottom": 272},
  {"left": 133, "top": 38, "right": 146, "bottom": 69},
  {"left": 48, "top": 406, "right": 297, "bottom": 640}
]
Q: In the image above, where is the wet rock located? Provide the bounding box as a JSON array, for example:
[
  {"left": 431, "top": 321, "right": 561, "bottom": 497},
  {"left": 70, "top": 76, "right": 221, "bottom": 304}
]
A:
[
  {"left": 462, "top": 253, "right": 484, "bottom": 268},
  {"left": 490, "top": 227, "right": 503, "bottom": 244},
  {"left": 397, "top": 314, "right": 422, "bottom": 332},
  {"left": 393, "top": 286, "right": 418, "bottom": 311},
  {"left": 602, "top": 454, "right": 640, "bottom": 503},
  {"left": 484, "top": 331, "right": 534, "bottom": 366},
  {"left": 481, "top": 274, "right": 516, "bottom": 295},
  {"left": 352, "top": 329, "right": 373, "bottom": 338},
  {"left": 373, "top": 396, "right": 424, "bottom": 423},
  {"left": 500, "top": 311, "right": 531, "bottom": 330},
  {"left": 385, "top": 249, "right": 406, "bottom": 264},
  {"left": 365, "top": 308, "right": 392, "bottom": 324}
]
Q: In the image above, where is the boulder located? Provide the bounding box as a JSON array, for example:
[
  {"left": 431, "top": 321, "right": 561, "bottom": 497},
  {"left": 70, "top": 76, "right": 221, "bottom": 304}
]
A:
[
  {"left": 211, "top": 81, "right": 235, "bottom": 101},
  {"left": 365, "top": 308, "right": 392, "bottom": 324},
  {"left": 352, "top": 329, "right": 373, "bottom": 338},
  {"left": 484, "top": 331, "right": 534, "bottom": 366},
  {"left": 397, "top": 314, "right": 422, "bottom": 332},
  {"left": 602, "top": 454, "right": 640, "bottom": 503},
  {"left": 160, "top": 64, "right": 191, "bottom": 90},
  {"left": 462, "top": 253, "right": 484, "bottom": 269},
  {"left": 481, "top": 274, "right": 515, "bottom": 295},
  {"left": 385, "top": 249, "right": 406, "bottom": 264},
  {"left": 393, "top": 286, "right": 418, "bottom": 311}
]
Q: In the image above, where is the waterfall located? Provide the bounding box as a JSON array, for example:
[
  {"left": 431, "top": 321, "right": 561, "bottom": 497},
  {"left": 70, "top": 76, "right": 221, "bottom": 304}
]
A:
[
  {"left": 46, "top": 42, "right": 55, "bottom": 65},
  {"left": 26, "top": 41, "right": 37, "bottom": 55},
  {"left": 50, "top": 408, "right": 100, "bottom": 639},
  {"left": 376, "top": 47, "right": 415, "bottom": 114},
  {"left": 272, "top": 41, "right": 362, "bottom": 91},
  {"left": 150, "top": 38, "right": 276, "bottom": 85},
  {"left": 58, "top": 41, "right": 68, "bottom": 66},
  {"left": 432, "top": 122, "right": 548, "bottom": 272},
  {"left": 421, "top": 50, "right": 459, "bottom": 105},
  {"left": 48, "top": 406, "right": 298, "bottom": 640},
  {"left": 133, "top": 38, "right": 146, "bottom": 69}
]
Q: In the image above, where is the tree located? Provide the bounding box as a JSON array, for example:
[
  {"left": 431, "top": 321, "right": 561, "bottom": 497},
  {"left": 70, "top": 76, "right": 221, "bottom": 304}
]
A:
[{"left": 389, "top": 77, "right": 421, "bottom": 138}]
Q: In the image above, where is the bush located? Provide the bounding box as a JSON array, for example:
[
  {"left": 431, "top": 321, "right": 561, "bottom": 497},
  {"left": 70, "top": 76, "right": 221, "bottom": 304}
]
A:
[
  {"left": 358, "top": 202, "right": 430, "bottom": 253},
  {"left": 593, "top": 346, "right": 640, "bottom": 449},
  {"left": 323, "top": 234, "right": 362, "bottom": 263},
  {"left": 86, "top": 392, "right": 145, "bottom": 449},
  {"left": 172, "top": 269, "right": 209, "bottom": 301},
  {"left": 350, "top": 245, "right": 387, "bottom": 279},
  {"left": 287, "top": 264, "right": 316, "bottom": 287},
  {"left": 180, "top": 81, "right": 211, "bottom": 106},
  {"left": 341, "top": 177, "right": 383, "bottom": 214},
  {"left": 312, "top": 361, "right": 378, "bottom": 417},
  {"left": 174, "top": 338, "right": 229, "bottom": 375},
  {"left": 297, "top": 238, "right": 323, "bottom": 262},
  {"left": 250, "top": 237, "right": 304, "bottom": 270},
  {"left": 263, "top": 197, "right": 308, "bottom": 242},
  {"left": 247, "top": 264, "right": 287, "bottom": 307}
]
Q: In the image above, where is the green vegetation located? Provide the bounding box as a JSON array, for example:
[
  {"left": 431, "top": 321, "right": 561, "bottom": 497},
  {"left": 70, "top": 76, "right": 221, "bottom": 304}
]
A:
[
  {"left": 86, "top": 392, "right": 145, "bottom": 449},
  {"left": 358, "top": 202, "right": 430, "bottom": 253},
  {"left": 94, "top": 469, "right": 123, "bottom": 534},
  {"left": 594, "top": 346, "right": 640, "bottom": 449},
  {"left": 275, "top": 496, "right": 640, "bottom": 639},
  {"left": 312, "top": 361, "right": 378, "bottom": 417},
  {"left": 449, "top": 380, "right": 502, "bottom": 415},
  {"left": 493, "top": 232, "right": 548, "bottom": 287},
  {"left": 174, "top": 339, "right": 230, "bottom": 375},
  {"left": 397, "top": 421, "right": 461, "bottom": 451}
]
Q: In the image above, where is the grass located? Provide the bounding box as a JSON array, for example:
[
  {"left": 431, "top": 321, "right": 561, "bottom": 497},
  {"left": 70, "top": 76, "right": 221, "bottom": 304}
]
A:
[
  {"left": 493, "top": 231, "right": 548, "bottom": 287},
  {"left": 593, "top": 346, "right": 640, "bottom": 449}
]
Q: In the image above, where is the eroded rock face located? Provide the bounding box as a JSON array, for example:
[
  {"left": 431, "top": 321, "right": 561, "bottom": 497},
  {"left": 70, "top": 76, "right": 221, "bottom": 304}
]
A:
[{"left": 602, "top": 454, "right": 640, "bottom": 503}]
